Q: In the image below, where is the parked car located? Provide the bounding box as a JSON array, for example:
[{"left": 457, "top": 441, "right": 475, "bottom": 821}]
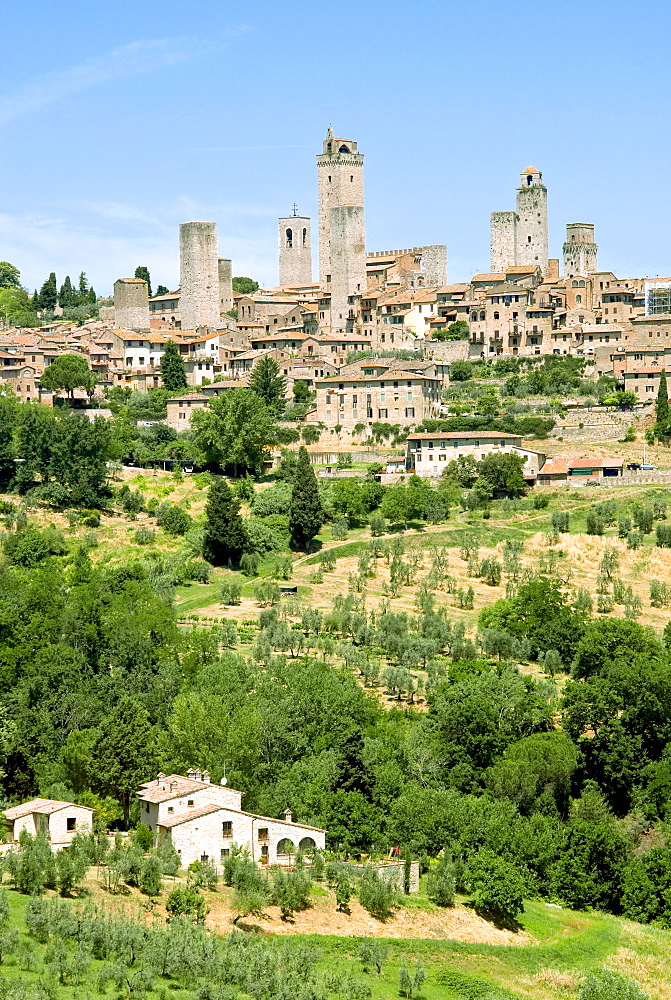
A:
[
  {"left": 641, "top": 463, "right": 658, "bottom": 470},
  {"left": 627, "top": 462, "right": 641, "bottom": 470}
]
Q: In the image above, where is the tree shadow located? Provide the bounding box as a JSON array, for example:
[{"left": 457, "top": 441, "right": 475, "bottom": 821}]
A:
[{"left": 465, "top": 899, "right": 523, "bottom": 933}]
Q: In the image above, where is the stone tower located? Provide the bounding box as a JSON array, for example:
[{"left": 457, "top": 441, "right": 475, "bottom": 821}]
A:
[
  {"left": 563, "top": 223, "right": 598, "bottom": 277},
  {"left": 317, "top": 127, "right": 366, "bottom": 324},
  {"left": 490, "top": 212, "right": 519, "bottom": 272},
  {"left": 515, "top": 166, "right": 548, "bottom": 274},
  {"left": 218, "top": 258, "right": 233, "bottom": 315},
  {"left": 278, "top": 211, "right": 312, "bottom": 286},
  {"left": 179, "top": 222, "right": 220, "bottom": 332},
  {"left": 113, "top": 278, "right": 149, "bottom": 331}
]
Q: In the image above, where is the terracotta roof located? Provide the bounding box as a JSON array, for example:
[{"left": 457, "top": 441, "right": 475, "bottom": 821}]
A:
[
  {"left": 471, "top": 273, "right": 506, "bottom": 282},
  {"left": 138, "top": 773, "right": 240, "bottom": 803},
  {"left": 407, "top": 431, "right": 521, "bottom": 441},
  {"left": 506, "top": 265, "right": 540, "bottom": 273},
  {"left": 623, "top": 366, "right": 668, "bottom": 376},
  {"left": 4, "top": 798, "right": 94, "bottom": 820},
  {"left": 158, "top": 803, "right": 223, "bottom": 828},
  {"left": 166, "top": 392, "right": 207, "bottom": 403},
  {"left": 522, "top": 165, "right": 539, "bottom": 174}
]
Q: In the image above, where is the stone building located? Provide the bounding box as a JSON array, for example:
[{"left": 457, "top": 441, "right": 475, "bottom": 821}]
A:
[
  {"left": 180, "top": 222, "right": 221, "bottom": 331},
  {"left": 218, "top": 258, "right": 234, "bottom": 315},
  {"left": 166, "top": 392, "right": 210, "bottom": 431},
  {"left": 113, "top": 278, "right": 150, "bottom": 332},
  {"left": 563, "top": 223, "right": 598, "bottom": 277},
  {"left": 279, "top": 212, "right": 312, "bottom": 287},
  {"left": 313, "top": 359, "right": 441, "bottom": 430},
  {"left": 138, "top": 771, "right": 325, "bottom": 869},
  {"left": 3, "top": 799, "right": 94, "bottom": 849},
  {"left": 317, "top": 128, "right": 366, "bottom": 332},
  {"left": 405, "top": 431, "right": 545, "bottom": 481},
  {"left": 490, "top": 167, "right": 549, "bottom": 276}
]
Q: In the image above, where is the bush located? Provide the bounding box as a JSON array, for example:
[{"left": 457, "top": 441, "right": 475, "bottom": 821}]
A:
[
  {"left": 243, "top": 517, "right": 286, "bottom": 554},
  {"left": 358, "top": 867, "right": 398, "bottom": 921},
  {"left": 138, "top": 855, "right": 163, "bottom": 896},
  {"left": 240, "top": 552, "right": 260, "bottom": 577},
  {"left": 656, "top": 523, "right": 671, "bottom": 547},
  {"left": 369, "top": 512, "right": 386, "bottom": 536},
  {"left": 254, "top": 581, "right": 281, "bottom": 606},
  {"left": 586, "top": 511, "right": 605, "bottom": 536},
  {"left": 134, "top": 526, "right": 155, "bottom": 545},
  {"left": 220, "top": 582, "right": 242, "bottom": 605},
  {"left": 3, "top": 526, "right": 52, "bottom": 567},
  {"left": 270, "top": 868, "right": 312, "bottom": 921},
  {"left": 466, "top": 850, "right": 525, "bottom": 924},
  {"left": 165, "top": 885, "right": 206, "bottom": 923},
  {"left": 131, "top": 823, "right": 154, "bottom": 852},
  {"left": 578, "top": 970, "right": 649, "bottom": 1000},
  {"left": 220, "top": 621, "right": 238, "bottom": 647},
  {"left": 552, "top": 510, "right": 569, "bottom": 533},
  {"left": 157, "top": 503, "right": 192, "bottom": 536},
  {"left": 427, "top": 853, "right": 456, "bottom": 907},
  {"left": 80, "top": 508, "right": 101, "bottom": 527},
  {"left": 250, "top": 483, "right": 292, "bottom": 518},
  {"left": 532, "top": 494, "right": 549, "bottom": 509}
]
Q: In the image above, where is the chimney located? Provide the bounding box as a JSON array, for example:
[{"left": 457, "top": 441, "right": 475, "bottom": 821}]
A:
[
  {"left": 284, "top": 808, "right": 293, "bottom": 823},
  {"left": 156, "top": 772, "right": 165, "bottom": 785},
  {"left": 194, "top": 769, "right": 202, "bottom": 781},
  {"left": 202, "top": 770, "right": 211, "bottom": 784},
  {"left": 186, "top": 768, "right": 195, "bottom": 779}
]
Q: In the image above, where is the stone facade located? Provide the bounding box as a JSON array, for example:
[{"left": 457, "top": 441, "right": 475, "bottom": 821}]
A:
[
  {"left": 490, "top": 167, "right": 549, "bottom": 276},
  {"left": 317, "top": 127, "right": 365, "bottom": 296},
  {"left": 420, "top": 245, "right": 448, "bottom": 287},
  {"left": 314, "top": 361, "right": 441, "bottom": 429},
  {"left": 180, "top": 222, "right": 221, "bottom": 332},
  {"left": 279, "top": 215, "right": 312, "bottom": 287},
  {"left": 490, "top": 212, "right": 518, "bottom": 272},
  {"left": 166, "top": 392, "right": 209, "bottom": 431},
  {"left": 564, "top": 223, "right": 598, "bottom": 277},
  {"left": 218, "top": 258, "right": 234, "bottom": 315},
  {"left": 329, "top": 205, "right": 366, "bottom": 332},
  {"left": 113, "top": 278, "right": 150, "bottom": 332},
  {"left": 139, "top": 772, "right": 325, "bottom": 869},
  {"left": 3, "top": 799, "right": 94, "bottom": 849},
  {"left": 406, "top": 431, "right": 545, "bottom": 480}
]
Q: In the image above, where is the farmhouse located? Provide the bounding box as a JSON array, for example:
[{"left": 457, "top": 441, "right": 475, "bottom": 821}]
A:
[
  {"left": 2, "top": 799, "right": 94, "bottom": 849},
  {"left": 138, "top": 771, "right": 325, "bottom": 869},
  {"left": 405, "top": 431, "right": 545, "bottom": 481}
]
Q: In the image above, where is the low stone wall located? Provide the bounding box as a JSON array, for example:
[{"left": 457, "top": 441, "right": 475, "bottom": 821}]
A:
[{"left": 342, "top": 860, "right": 420, "bottom": 893}]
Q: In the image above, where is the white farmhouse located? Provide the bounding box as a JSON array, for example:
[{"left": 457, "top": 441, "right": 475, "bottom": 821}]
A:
[
  {"left": 138, "top": 770, "right": 325, "bottom": 869},
  {"left": 3, "top": 799, "right": 94, "bottom": 849},
  {"left": 405, "top": 431, "right": 545, "bottom": 482}
]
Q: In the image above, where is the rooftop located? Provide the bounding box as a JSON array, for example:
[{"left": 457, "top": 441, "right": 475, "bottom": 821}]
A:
[
  {"left": 4, "top": 798, "right": 94, "bottom": 820},
  {"left": 138, "top": 773, "right": 241, "bottom": 804}
]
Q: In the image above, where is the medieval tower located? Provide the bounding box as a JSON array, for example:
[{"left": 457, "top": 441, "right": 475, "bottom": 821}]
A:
[
  {"left": 179, "top": 222, "right": 221, "bottom": 331},
  {"left": 278, "top": 211, "right": 312, "bottom": 286},
  {"left": 113, "top": 278, "right": 150, "bottom": 332},
  {"left": 490, "top": 166, "right": 549, "bottom": 276},
  {"left": 317, "top": 127, "right": 366, "bottom": 331},
  {"left": 218, "top": 258, "right": 233, "bottom": 315},
  {"left": 563, "top": 223, "right": 598, "bottom": 277}
]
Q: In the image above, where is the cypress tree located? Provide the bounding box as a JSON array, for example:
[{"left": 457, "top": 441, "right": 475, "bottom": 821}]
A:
[
  {"left": 160, "top": 339, "right": 187, "bottom": 392},
  {"left": 202, "top": 478, "right": 246, "bottom": 566},
  {"left": 289, "top": 446, "right": 324, "bottom": 550},
  {"left": 656, "top": 370, "right": 669, "bottom": 423},
  {"left": 248, "top": 355, "right": 287, "bottom": 415},
  {"left": 38, "top": 272, "right": 57, "bottom": 312},
  {"left": 134, "top": 265, "right": 152, "bottom": 297}
]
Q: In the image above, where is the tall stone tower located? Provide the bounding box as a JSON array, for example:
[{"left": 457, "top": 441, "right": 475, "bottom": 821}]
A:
[
  {"left": 218, "top": 258, "right": 233, "bottom": 315},
  {"left": 179, "top": 222, "right": 220, "bottom": 332},
  {"left": 490, "top": 212, "right": 518, "bottom": 272},
  {"left": 278, "top": 211, "right": 312, "bottom": 286},
  {"left": 515, "top": 166, "right": 548, "bottom": 274},
  {"left": 317, "top": 127, "right": 365, "bottom": 327},
  {"left": 113, "top": 278, "right": 149, "bottom": 331},
  {"left": 563, "top": 223, "right": 598, "bottom": 277}
]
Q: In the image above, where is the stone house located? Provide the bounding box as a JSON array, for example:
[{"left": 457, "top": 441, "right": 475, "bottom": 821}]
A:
[
  {"left": 3, "top": 799, "right": 94, "bottom": 849},
  {"left": 622, "top": 366, "right": 668, "bottom": 401},
  {"left": 166, "top": 391, "right": 209, "bottom": 431},
  {"left": 405, "top": 431, "right": 545, "bottom": 481},
  {"left": 537, "top": 455, "right": 623, "bottom": 484},
  {"left": 138, "top": 771, "right": 325, "bottom": 869},
  {"left": 314, "top": 361, "right": 441, "bottom": 430}
]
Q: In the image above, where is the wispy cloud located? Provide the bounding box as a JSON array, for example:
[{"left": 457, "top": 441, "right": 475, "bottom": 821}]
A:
[{"left": 0, "top": 30, "right": 247, "bottom": 127}]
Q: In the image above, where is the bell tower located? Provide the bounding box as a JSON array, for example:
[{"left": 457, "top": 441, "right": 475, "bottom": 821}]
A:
[
  {"left": 278, "top": 207, "right": 312, "bottom": 287},
  {"left": 515, "top": 166, "right": 548, "bottom": 274}
]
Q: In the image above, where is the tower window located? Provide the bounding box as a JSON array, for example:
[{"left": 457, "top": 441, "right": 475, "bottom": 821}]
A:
[
  {"left": 328, "top": 176, "right": 331, "bottom": 182},
  {"left": 527, "top": 235, "right": 532, "bottom": 243},
  {"left": 527, "top": 175, "right": 533, "bottom": 186},
  {"left": 350, "top": 175, "right": 353, "bottom": 181},
  {"left": 339, "top": 144, "right": 350, "bottom": 153},
  {"left": 302, "top": 228, "right": 307, "bottom": 246},
  {"left": 286, "top": 228, "right": 293, "bottom": 248}
]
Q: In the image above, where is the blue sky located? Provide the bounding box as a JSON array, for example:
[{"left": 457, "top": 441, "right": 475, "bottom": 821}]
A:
[{"left": 2, "top": 0, "right": 670, "bottom": 295}]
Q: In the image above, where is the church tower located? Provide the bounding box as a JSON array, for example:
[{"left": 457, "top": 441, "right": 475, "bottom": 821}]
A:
[
  {"left": 278, "top": 210, "right": 312, "bottom": 287},
  {"left": 317, "top": 127, "right": 365, "bottom": 330},
  {"left": 515, "top": 166, "right": 548, "bottom": 274},
  {"left": 563, "top": 223, "right": 598, "bottom": 277}
]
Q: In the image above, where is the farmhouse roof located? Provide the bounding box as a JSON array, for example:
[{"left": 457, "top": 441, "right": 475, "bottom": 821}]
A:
[
  {"left": 138, "top": 773, "right": 240, "bottom": 803},
  {"left": 4, "top": 798, "right": 94, "bottom": 820}
]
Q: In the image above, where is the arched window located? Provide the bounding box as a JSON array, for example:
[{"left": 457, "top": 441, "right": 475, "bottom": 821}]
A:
[
  {"left": 299, "top": 837, "right": 317, "bottom": 852},
  {"left": 302, "top": 228, "right": 307, "bottom": 246},
  {"left": 576, "top": 294, "right": 582, "bottom": 304},
  {"left": 339, "top": 144, "right": 350, "bottom": 153},
  {"left": 471, "top": 313, "right": 478, "bottom": 322},
  {"left": 286, "top": 228, "right": 293, "bottom": 248},
  {"left": 277, "top": 838, "right": 295, "bottom": 855},
  {"left": 493, "top": 311, "right": 499, "bottom": 320},
  {"left": 579, "top": 280, "right": 585, "bottom": 288},
  {"left": 572, "top": 280, "right": 579, "bottom": 288},
  {"left": 527, "top": 175, "right": 533, "bottom": 186}
]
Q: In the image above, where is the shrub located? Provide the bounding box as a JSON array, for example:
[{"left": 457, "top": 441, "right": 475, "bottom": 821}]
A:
[
  {"left": 656, "top": 523, "right": 671, "bottom": 547},
  {"left": 578, "top": 970, "right": 649, "bottom": 1000},
  {"left": 270, "top": 868, "right": 312, "bottom": 921},
  {"left": 250, "top": 483, "right": 292, "bottom": 518},
  {"left": 332, "top": 518, "right": 349, "bottom": 541},
  {"left": 369, "top": 512, "right": 386, "bottom": 536},
  {"left": 156, "top": 503, "right": 192, "bottom": 536},
  {"left": 80, "top": 509, "right": 101, "bottom": 527},
  {"left": 220, "top": 621, "right": 238, "bottom": 647},
  {"left": 243, "top": 517, "right": 286, "bottom": 554},
  {"left": 533, "top": 494, "right": 549, "bottom": 509},
  {"left": 586, "top": 511, "right": 605, "bottom": 536},
  {"left": 131, "top": 823, "right": 154, "bottom": 852},
  {"left": 134, "top": 526, "right": 155, "bottom": 545},
  {"left": 552, "top": 510, "right": 569, "bottom": 533},
  {"left": 427, "top": 853, "right": 456, "bottom": 907},
  {"left": 254, "top": 582, "right": 281, "bottom": 606},
  {"left": 240, "top": 552, "right": 260, "bottom": 577},
  {"left": 466, "top": 850, "right": 525, "bottom": 924},
  {"left": 165, "top": 886, "right": 206, "bottom": 923}
]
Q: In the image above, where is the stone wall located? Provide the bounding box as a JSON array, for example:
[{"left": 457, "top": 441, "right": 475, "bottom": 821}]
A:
[
  {"left": 218, "top": 258, "right": 233, "bottom": 314},
  {"left": 551, "top": 408, "right": 636, "bottom": 443},
  {"left": 113, "top": 278, "right": 149, "bottom": 332},
  {"left": 490, "top": 211, "right": 518, "bottom": 272},
  {"left": 420, "top": 245, "right": 447, "bottom": 286},
  {"left": 343, "top": 860, "right": 420, "bottom": 893},
  {"left": 425, "top": 340, "right": 470, "bottom": 363},
  {"left": 515, "top": 173, "right": 548, "bottom": 275},
  {"left": 317, "top": 136, "right": 365, "bottom": 287},
  {"left": 279, "top": 216, "right": 312, "bottom": 287},
  {"left": 329, "top": 205, "right": 366, "bottom": 332},
  {"left": 180, "top": 222, "right": 220, "bottom": 331}
]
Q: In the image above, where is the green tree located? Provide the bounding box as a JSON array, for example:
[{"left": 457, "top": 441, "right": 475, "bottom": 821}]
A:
[
  {"left": 248, "top": 356, "right": 287, "bottom": 415},
  {"left": 656, "top": 371, "right": 669, "bottom": 423},
  {"left": 449, "top": 360, "right": 473, "bottom": 381},
  {"left": 58, "top": 275, "right": 76, "bottom": 308},
  {"left": 0, "top": 262, "right": 20, "bottom": 289},
  {"left": 426, "top": 852, "right": 456, "bottom": 907},
  {"left": 89, "top": 696, "right": 157, "bottom": 827},
  {"left": 160, "top": 340, "right": 188, "bottom": 392},
  {"left": 232, "top": 276, "right": 259, "bottom": 294},
  {"left": 431, "top": 320, "right": 470, "bottom": 341},
  {"left": 37, "top": 272, "right": 58, "bottom": 312},
  {"left": 40, "top": 354, "right": 95, "bottom": 400},
  {"left": 202, "top": 478, "right": 246, "bottom": 566},
  {"left": 466, "top": 850, "right": 525, "bottom": 923},
  {"left": 477, "top": 453, "right": 527, "bottom": 497},
  {"left": 134, "top": 266, "right": 152, "bottom": 297},
  {"left": 288, "top": 446, "right": 324, "bottom": 549},
  {"left": 192, "top": 388, "right": 277, "bottom": 475},
  {"left": 0, "top": 287, "right": 38, "bottom": 327}
]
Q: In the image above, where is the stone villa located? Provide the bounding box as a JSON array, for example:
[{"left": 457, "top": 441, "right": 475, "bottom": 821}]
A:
[
  {"left": 138, "top": 770, "right": 325, "bottom": 869},
  {"left": 2, "top": 799, "right": 94, "bottom": 849}
]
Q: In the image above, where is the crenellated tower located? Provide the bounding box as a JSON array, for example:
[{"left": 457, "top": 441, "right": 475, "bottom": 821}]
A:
[{"left": 563, "top": 223, "right": 598, "bottom": 277}]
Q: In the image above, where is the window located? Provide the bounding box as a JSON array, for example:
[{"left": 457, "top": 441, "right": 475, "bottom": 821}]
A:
[
  {"left": 378, "top": 408, "right": 388, "bottom": 418},
  {"left": 576, "top": 294, "right": 582, "bottom": 304},
  {"left": 67, "top": 818, "right": 76, "bottom": 831},
  {"left": 221, "top": 848, "right": 230, "bottom": 860},
  {"left": 493, "top": 311, "right": 499, "bottom": 320},
  {"left": 222, "top": 821, "right": 232, "bottom": 837},
  {"left": 439, "top": 454, "right": 446, "bottom": 461},
  {"left": 258, "top": 828, "right": 269, "bottom": 840},
  {"left": 405, "top": 407, "right": 415, "bottom": 417},
  {"left": 187, "top": 800, "right": 194, "bottom": 807},
  {"left": 167, "top": 806, "right": 174, "bottom": 814}
]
